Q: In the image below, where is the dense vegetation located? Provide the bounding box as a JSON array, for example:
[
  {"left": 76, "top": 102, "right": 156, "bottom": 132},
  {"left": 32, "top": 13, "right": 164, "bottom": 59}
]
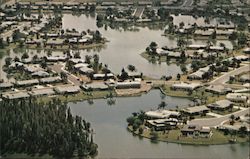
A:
[{"left": 0, "top": 98, "right": 97, "bottom": 158}]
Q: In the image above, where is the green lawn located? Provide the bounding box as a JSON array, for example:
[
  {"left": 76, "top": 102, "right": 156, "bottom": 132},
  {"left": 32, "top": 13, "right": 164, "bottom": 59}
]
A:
[
  {"left": 129, "top": 126, "right": 249, "bottom": 145},
  {"left": 37, "top": 90, "right": 115, "bottom": 103}
]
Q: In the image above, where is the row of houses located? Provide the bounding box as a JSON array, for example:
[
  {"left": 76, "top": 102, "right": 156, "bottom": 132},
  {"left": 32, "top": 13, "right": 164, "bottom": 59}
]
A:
[
  {"left": 1, "top": 79, "right": 143, "bottom": 100},
  {"left": 181, "top": 100, "right": 233, "bottom": 116},
  {"left": 15, "top": 1, "right": 176, "bottom": 9},
  {"left": 82, "top": 80, "right": 141, "bottom": 91},
  {"left": 0, "top": 76, "right": 62, "bottom": 90}
]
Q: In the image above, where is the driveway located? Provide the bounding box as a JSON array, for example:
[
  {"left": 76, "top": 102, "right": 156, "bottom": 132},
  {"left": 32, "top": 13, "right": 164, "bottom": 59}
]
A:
[
  {"left": 210, "top": 65, "right": 249, "bottom": 85},
  {"left": 188, "top": 108, "right": 250, "bottom": 127},
  {"left": 50, "top": 63, "right": 81, "bottom": 86}
]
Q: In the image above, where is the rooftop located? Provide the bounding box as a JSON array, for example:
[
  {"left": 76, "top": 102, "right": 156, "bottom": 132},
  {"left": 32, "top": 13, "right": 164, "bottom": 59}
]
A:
[{"left": 182, "top": 105, "right": 209, "bottom": 114}]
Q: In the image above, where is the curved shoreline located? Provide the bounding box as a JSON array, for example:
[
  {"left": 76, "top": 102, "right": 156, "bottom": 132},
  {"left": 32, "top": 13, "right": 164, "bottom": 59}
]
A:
[{"left": 127, "top": 126, "right": 249, "bottom": 145}]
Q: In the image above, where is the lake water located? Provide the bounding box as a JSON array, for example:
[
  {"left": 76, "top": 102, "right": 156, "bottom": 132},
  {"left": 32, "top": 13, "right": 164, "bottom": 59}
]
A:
[
  {"left": 69, "top": 89, "right": 249, "bottom": 159},
  {"left": 0, "top": 14, "right": 234, "bottom": 80}
]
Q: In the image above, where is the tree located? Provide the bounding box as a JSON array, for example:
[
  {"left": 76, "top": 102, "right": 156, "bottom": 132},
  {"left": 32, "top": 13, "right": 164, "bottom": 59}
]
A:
[
  {"left": 176, "top": 73, "right": 181, "bottom": 80},
  {"left": 4, "top": 57, "right": 12, "bottom": 66},
  {"left": 127, "top": 65, "right": 136, "bottom": 72},
  {"left": 238, "top": 33, "right": 247, "bottom": 46},
  {"left": 85, "top": 55, "right": 91, "bottom": 64},
  {"left": 158, "top": 101, "right": 167, "bottom": 109},
  {"left": 149, "top": 42, "right": 158, "bottom": 54},
  {"left": 229, "top": 115, "right": 235, "bottom": 125},
  {"left": 120, "top": 68, "right": 128, "bottom": 81},
  {"left": 0, "top": 38, "right": 5, "bottom": 49},
  {"left": 180, "top": 65, "right": 187, "bottom": 74},
  {"left": 21, "top": 52, "right": 29, "bottom": 59}
]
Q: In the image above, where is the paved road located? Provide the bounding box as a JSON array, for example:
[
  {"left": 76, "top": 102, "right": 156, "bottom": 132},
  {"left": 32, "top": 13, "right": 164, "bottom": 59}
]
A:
[
  {"left": 210, "top": 65, "right": 250, "bottom": 85},
  {"left": 188, "top": 108, "right": 250, "bottom": 127},
  {"left": 50, "top": 63, "right": 81, "bottom": 86}
]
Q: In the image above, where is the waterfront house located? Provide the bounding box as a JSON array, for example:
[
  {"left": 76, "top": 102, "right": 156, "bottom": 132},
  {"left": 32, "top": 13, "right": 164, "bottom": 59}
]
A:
[
  {"left": 54, "top": 85, "right": 81, "bottom": 94},
  {"left": 207, "top": 100, "right": 233, "bottom": 111},
  {"left": 79, "top": 67, "right": 94, "bottom": 75},
  {"left": 116, "top": 81, "right": 141, "bottom": 89},
  {"left": 81, "top": 82, "right": 109, "bottom": 91},
  {"left": 205, "top": 85, "right": 232, "bottom": 95},
  {"left": 145, "top": 109, "right": 180, "bottom": 119},
  {"left": 74, "top": 63, "right": 90, "bottom": 69},
  {"left": 182, "top": 105, "right": 209, "bottom": 116},
  {"left": 226, "top": 93, "right": 248, "bottom": 103},
  {"left": 171, "top": 82, "right": 201, "bottom": 91},
  {"left": 92, "top": 73, "right": 115, "bottom": 80},
  {"left": 29, "top": 88, "right": 55, "bottom": 97},
  {"left": 181, "top": 125, "right": 212, "bottom": 138},
  {"left": 2, "top": 91, "right": 30, "bottom": 100},
  {"left": 146, "top": 118, "right": 178, "bottom": 131},
  {"left": 15, "top": 79, "right": 39, "bottom": 87}
]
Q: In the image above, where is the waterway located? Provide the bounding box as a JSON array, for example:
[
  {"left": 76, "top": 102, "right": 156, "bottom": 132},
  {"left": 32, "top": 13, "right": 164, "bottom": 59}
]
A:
[
  {"left": 69, "top": 90, "right": 249, "bottom": 159},
  {"left": 0, "top": 14, "right": 234, "bottom": 80}
]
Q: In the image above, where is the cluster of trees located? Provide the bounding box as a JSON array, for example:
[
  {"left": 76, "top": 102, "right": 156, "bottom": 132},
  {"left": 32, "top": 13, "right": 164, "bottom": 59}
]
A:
[
  {"left": 126, "top": 111, "right": 146, "bottom": 133},
  {"left": 0, "top": 98, "right": 97, "bottom": 158}
]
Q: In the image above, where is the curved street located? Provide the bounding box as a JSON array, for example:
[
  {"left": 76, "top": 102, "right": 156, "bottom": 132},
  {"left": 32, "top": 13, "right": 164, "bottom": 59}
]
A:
[{"left": 188, "top": 108, "right": 250, "bottom": 127}]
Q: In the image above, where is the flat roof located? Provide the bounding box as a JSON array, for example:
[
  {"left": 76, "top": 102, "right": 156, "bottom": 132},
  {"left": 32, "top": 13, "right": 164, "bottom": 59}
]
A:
[
  {"left": 29, "top": 88, "right": 55, "bottom": 96},
  {"left": 55, "top": 85, "right": 80, "bottom": 93},
  {"left": 16, "top": 79, "right": 39, "bottom": 86},
  {"left": 39, "top": 76, "right": 62, "bottom": 83},
  {"left": 2, "top": 91, "right": 30, "bottom": 99},
  {"left": 183, "top": 105, "right": 209, "bottom": 114}
]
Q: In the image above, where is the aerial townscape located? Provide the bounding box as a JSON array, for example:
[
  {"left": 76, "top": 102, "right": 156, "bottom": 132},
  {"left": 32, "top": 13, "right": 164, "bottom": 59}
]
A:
[{"left": 0, "top": 0, "right": 249, "bottom": 158}]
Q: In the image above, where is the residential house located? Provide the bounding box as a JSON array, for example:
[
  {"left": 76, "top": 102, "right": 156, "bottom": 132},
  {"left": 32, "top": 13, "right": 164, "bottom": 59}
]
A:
[
  {"left": 188, "top": 66, "right": 210, "bottom": 80},
  {"left": 81, "top": 82, "right": 109, "bottom": 91},
  {"left": 207, "top": 100, "right": 233, "bottom": 111},
  {"left": 182, "top": 105, "right": 209, "bottom": 116},
  {"left": 181, "top": 125, "right": 212, "bottom": 138},
  {"left": 205, "top": 85, "right": 232, "bottom": 95},
  {"left": 0, "top": 82, "right": 13, "bottom": 90},
  {"left": 146, "top": 118, "right": 178, "bottom": 131},
  {"left": 171, "top": 82, "right": 201, "bottom": 91},
  {"left": 116, "top": 81, "right": 141, "bottom": 89},
  {"left": 2, "top": 91, "right": 30, "bottom": 100},
  {"left": 145, "top": 109, "right": 180, "bottom": 119},
  {"left": 92, "top": 73, "right": 115, "bottom": 80},
  {"left": 29, "top": 88, "right": 55, "bottom": 97},
  {"left": 54, "top": 85, "right": 81, "bottom": 94},
  {"left": 15, "top": 79, "right": 39, "bottom": 87},
  {"left": 226, "top": 93, "right": 248, "bottom": 103},
  {"left": 39, "top": 76, "right": 62, "bottom": 84}
]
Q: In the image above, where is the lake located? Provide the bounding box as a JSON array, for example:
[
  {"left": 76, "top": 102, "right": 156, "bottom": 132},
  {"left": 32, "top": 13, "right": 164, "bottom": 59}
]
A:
[{"left": 69, "top": 89, "right": 249, "bottom": 159}]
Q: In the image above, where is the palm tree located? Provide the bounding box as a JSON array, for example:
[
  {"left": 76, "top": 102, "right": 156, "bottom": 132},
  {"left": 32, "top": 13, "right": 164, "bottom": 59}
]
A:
[{"left": 158, "top": 101, "right": 167, "bottom": 109}]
